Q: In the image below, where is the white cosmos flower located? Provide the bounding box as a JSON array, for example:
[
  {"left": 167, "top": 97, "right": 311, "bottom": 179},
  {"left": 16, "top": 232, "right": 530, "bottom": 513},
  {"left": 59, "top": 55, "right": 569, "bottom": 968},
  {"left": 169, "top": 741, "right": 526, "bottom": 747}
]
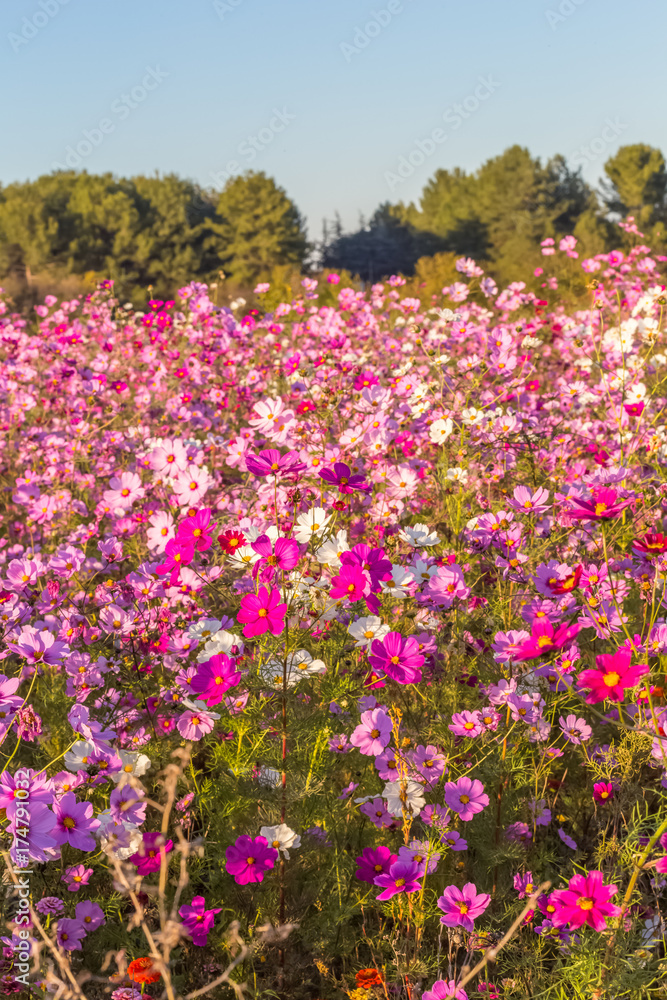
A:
[
  {"left": 260, "top": 823, "right": 301, "bottom": 859},
  {"left": 97, "top": 811, "right": 142, "bottom": 860},
  {"left": 294, "top": 507, "right": 331, "bottom": 544},
  {"left": 399, "top": 523, "right": 440, "bottom": 547},
  {"left": 187, "top": 618, "right": 222, "bottom": 642},
  {"left": 410, "top": 560, "right": 439, "bottom": 584},
  {"left": 380, "top": 565, "right": 415, "bottom": 599},
  {"left": 347, "top": 616, "right": 390, "bottom": 649},
  {"left": 110, "top": 750, "right": 152, "bottom": 784},
  {"left": 64, "top": 740, "right": 98, "bottom": 773},
  {"left": 228, "top": 545, "right": 260, "bottom": 570},
  {"left": 429, "top": 417, "right": 453, "bottom": 444},
  {"left": 383, "top": 779, "right": 426, "bottom": 818},
  {"left": 259, "top": 649, "right": 326, "bottom": 689},
  {"left": 315, "top": 529, "right": 349, "bottom": 568},
  {"left": 446, "top": 467, "right": 469, "bottom": 485},
  {"left": 197, "top": 629, "right": 244, "bottom": 662}
]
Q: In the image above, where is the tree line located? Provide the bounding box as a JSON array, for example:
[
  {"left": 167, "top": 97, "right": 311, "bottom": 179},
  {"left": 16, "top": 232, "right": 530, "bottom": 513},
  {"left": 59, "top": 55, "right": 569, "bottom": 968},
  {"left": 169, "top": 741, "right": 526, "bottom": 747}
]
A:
[{"left": 1, "top": 143, "right": 666, "bottom": 303}]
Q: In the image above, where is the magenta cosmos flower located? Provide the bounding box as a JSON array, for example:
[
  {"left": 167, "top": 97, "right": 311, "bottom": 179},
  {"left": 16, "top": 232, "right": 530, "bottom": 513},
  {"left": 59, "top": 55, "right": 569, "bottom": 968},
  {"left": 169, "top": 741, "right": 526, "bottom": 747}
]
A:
[
  {"left": 355, "top": 845, "right": 397, "bottom": 883},
  {"left": 251, "top": 534, "right": 300, "bottom": 582},
  {"left": 513, "top": 619, "right": 581, "bottom": 662},
  {"left": 551, "top": 871, "right": 620, "bottom": 931},
  {"left": 245, "top": 448, "right": 306, "bottom": 478},
  {"left": 225, "top": 835, "right": 278, "bottom": 885},
  {"left": 577, "top": 648, "right": 648, "bottom": 703},
  {"left": 350, "top": 708, "right": 392, "bottom": 756},
  {"left": 53, "top": 792, "right": 100, "bottom": 851},
  {"left": 444, "top": 777, "right": 489, "bottom": 822},
  {"left": 176, "top": 508, "right": 214, "bottom": 551},
  {"left": 374, "top": 859, "right": 422, "bottom": 900},
  {"left": 330, "top": 563, "right": 371, "bottom": 602},
  {"left": 423, "top": 980, "right": 468, "bottom": 1000},
  {"left": 437, "top": 882, "right": 490, "bottom": 931},
  {"left": 190, "top": 654, "right": 241, "bottom": 705},
  {"left": 564, "top": 487, "right": 633, "bottom": 522},
  {"left": 237, "top": 586, "right": 287, "bottom": 637},
  {"left": 368, "top": 632, "right": 424, "bottom": 685},
  {"left": 179, "top": 895, "right": 222, "bottom": 946},
  {"left": 593, "top": 781, "right": 614, "bottom": 803},
  {"left": 129, "top": 831, "right": 174, "bottom": 875},
  {"left": 319, "top": 461, "right": 371, "bottom": 494}
]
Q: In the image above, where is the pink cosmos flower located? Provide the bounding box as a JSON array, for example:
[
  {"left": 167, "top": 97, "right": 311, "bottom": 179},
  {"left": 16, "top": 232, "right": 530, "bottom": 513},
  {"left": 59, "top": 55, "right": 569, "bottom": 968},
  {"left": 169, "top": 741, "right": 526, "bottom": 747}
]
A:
[
  {"left": 190, "top": 654, "right": 241, "bottom": 705},
  {"left": 367, "top": 632, "right": 424, "bottom": 685},
  {"left": 421, "top": 564, "right": 470, "bottom": 608},
  {"left": 449, "top": 711, "right": 483, "bottom": 738},
  {"left": 225, "top": 835, "right": 278, "bottom": 885},
  {"left": 177, "top": 707, "right": 218, "bottom": 740},
  {"left": 444, "top": 777, "right": 489, "bottom": 821},
  {"left": 559, "top": 714, "right": 592, "bottom": 744},
  {"left": 355, "top": 845, "right": 397, "bottom": 883},
  {"left": 374, "top": 859, "right": 422, "bottom": 900},
  {"left": 513, "top": 619, "right": 581, "bottom": 661},
  {"left": 9, "top": 802, "right": 57, "bottom": 865},
  {"left": 564, "top": 487, "right": 633, "bottom": 522},
  {"left": 411, "top": 744, "right": 447, "bottom": 783},
  {"left": 62, "top": 864, "right": 93, "bottom": 891},
  {"left": 423, "top": 980, "right": 468, "bottom": 1000},
  {"left": 103, "top": 471, "right": 144, "bottom": 510},
  {"left": 7, "top": 626, "right": 68, "bottom": 665},
  {"left": 359, "top": 797, "right": 394, "bottom": 828},
  {"left": 237, "top": 586, "right": 287, "bottom": 637},
  {"left": 437, "top": 882, "right": 490, "bottom": 931},
  {"left": 155, "top": 538, "right": 195, "bottom": 586},
  {"left": 551, "top": 871, "right": 620, "bottom": 931},
  {"left": 110, "top": 785, "right": 147, "bottom": 826},
  {"left": 350, "top": 708, "right": 392, "bottom": 756},
  {"left": 508, "top": 486, "right": 551, "bottom": 514},
  {"left": 179, "top": 895, "right": 222, "bottom": 946},
  {"left": 251, "top": 534, "right": 300, "bottom": 582},
  {"left": 578, "top": 648, "right": 649, "bottom": 704}
]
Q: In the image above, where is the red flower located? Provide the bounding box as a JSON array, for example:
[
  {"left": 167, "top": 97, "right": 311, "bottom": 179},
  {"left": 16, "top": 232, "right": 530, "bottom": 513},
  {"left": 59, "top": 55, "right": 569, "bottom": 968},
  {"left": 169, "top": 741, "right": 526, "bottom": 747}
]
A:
[
  {"left": 548, "top": 564, "right": 582, "bottom": 594},
  {"left": 356, "top": 967, "right": 384, "bottom": 988},
  {"left": 127, "top": 957, "right": 161, "bottom": 985},
  {"left": 218, "top": 529, "right": 246, "bottom": 554}
]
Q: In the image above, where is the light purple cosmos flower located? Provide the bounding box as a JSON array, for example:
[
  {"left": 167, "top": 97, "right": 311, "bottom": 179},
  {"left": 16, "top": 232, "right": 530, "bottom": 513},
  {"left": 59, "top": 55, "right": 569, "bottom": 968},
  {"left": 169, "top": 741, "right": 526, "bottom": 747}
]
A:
[
  {"left": 359, "top": 797, "right": 394, "bottom": 829},
  {"left": 444, "top": 777, "right": 489, "bottom": 822},
  {"left": 53, "top": 793, "right": 100, "bottom": 851},
  {"left": 75, "top": 901, "right": 106, "bottom": 931},
  {"left": 398, "top": 840, "right": 440, "bottom": 875},
  {"left": 448, "top": 711, "right": 483, "bottom": 738},
  {"left": 411, "top": 744, "right": 447, "bottom": 784},
  {"left": 558, "top": 828, "right": 578, "bottom": 850},
  {"left": 109, "top": 785, "right": 147, "bottom": 826},
  {"left": 437, "top": 882, "right": 490, "bottom": 931},
  {"left": 441, "top": 829, "right": 468, "bottom": 851},
  {"left": 350, "top": 708, "right": 392, "bottom": 756},
  {"left": 56, "top": 917, "right": 87, "bottom": 952}
]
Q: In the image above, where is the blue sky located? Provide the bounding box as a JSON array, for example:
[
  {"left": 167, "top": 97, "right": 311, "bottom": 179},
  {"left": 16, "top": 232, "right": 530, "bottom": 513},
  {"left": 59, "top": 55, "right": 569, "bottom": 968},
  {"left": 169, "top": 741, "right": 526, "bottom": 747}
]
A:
[{"left": 2, "top": 0, "right": 665, "bottom": 238}]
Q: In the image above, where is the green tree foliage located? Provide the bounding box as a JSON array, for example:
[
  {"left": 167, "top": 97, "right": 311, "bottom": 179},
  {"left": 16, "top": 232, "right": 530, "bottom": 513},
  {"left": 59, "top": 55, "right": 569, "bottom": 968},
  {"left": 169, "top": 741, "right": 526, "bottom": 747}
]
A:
[
  {"left": 214, "top": 171, "right": 308, "bottom": 285},
  {"left": 0, "top": 169, "right": 307, "bottom": 301},
  {"left": 602, "top": 143, "right": 667, "bottom": 228}
]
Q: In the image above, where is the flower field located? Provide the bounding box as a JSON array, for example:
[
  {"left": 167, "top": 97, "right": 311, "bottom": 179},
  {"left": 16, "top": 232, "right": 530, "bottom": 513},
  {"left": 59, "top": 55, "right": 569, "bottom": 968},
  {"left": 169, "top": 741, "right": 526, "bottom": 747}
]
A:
[{"left": 2, "top": 232, "right": 667, "bottom": 1000}]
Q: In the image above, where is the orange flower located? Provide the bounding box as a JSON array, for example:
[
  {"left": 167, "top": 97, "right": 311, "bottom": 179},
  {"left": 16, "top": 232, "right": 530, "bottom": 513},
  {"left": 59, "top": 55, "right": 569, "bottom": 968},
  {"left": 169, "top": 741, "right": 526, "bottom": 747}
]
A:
[
  {"left": 355, "top": 968, "right": 384, "bottom": 989},
  {"left": 128, "top": 957, "right": 162, "bottom": 985}
]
